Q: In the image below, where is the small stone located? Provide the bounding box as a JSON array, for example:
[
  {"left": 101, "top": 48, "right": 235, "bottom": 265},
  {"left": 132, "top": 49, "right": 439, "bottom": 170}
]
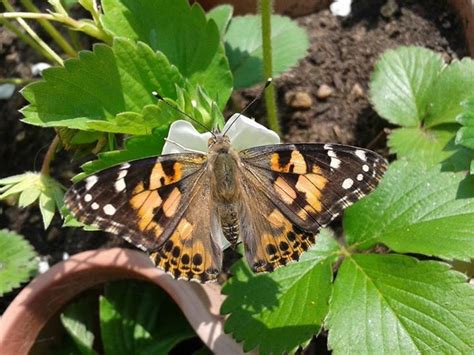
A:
[
  {"left": 351, "top": 83, "right": 365, "bottom": 98},
  {"left": 285, "top": 91, "right": 313, "bottom": 110},
  {"left": 316, "top": 84, "right": 334, "bottom": 99},
  {"left": 380, "top": 0, "right": 399, "bottom": 18}
]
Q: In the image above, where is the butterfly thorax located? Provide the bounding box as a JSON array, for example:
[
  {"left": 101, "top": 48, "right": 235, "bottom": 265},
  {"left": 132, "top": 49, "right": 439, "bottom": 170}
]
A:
[{"left": 207, "top": 135, "right": 242, "bottom": 244}]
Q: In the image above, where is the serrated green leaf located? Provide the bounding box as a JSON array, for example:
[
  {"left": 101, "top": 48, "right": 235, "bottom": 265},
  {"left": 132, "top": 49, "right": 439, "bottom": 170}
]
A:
[
  {"left": 225, "top": 15, "right": 309, "bottom": 89},
  {"left": 60, "top": 296, "right": 97, "bottom": 355},
  {"left": 370, "top": 46, "right": 444, "bottom": 126},
  {"left": 101, "top": 0, "right": 232, "bottom": 110},
  {"left": 0, "top": 229, "right": 37, "bottom": 296},
  {"left": 74, "top": 126, "right": 168, "bottom": 181},
  {"left": 100, "top": 280, "right": 195, "bottom": 355},
  {"left": 21, "top": 38, "right": 184, "bottom": 131},
  {"left": 207, "top": 4, "right": 233, "bottom": 38},
  {"left": 456, "top": 97, "right": 474, "bottom": 149},
  {"left": 221, "top": 230, "right": 339, "bottom": 354},
  {"left": 387, "top": 124, "right": 474, "bottom": 171},
  {"left": 425, "top": 58, "right": 474, "bottom": 127},
  {"left": 326, "top": 254, "right": 474, "bottom": 354},
  {"left": 344, "top": 160, "right": 474, "bottom": 261}
]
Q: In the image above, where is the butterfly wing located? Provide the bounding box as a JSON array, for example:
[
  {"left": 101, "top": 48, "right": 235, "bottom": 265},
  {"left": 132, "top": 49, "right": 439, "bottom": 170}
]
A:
[
  {"left": 65, "top": 154, "right": 223, "bottom": 282},
  {"left": 238, "top": 143, "right": 387, "bottom": 272}
]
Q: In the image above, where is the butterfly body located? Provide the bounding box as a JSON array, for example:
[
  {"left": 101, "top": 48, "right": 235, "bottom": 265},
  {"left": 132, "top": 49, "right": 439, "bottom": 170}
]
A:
[{"left": 65, "top": 130, "right": 387, "bottom": 283}]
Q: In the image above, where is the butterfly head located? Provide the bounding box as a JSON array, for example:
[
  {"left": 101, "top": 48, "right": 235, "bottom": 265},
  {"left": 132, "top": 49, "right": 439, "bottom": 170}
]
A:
[{"left": 208, "top": 132, "right": 231, "bottom": 153}]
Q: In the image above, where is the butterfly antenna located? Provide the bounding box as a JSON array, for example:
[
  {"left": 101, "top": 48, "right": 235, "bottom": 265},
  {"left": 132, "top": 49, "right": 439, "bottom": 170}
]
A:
[
  {"left": 152, "top": 91, "right": 215, "bottom": 137},
  {"left": 223, "top": 78, "right": 273, "bottom": 136}
]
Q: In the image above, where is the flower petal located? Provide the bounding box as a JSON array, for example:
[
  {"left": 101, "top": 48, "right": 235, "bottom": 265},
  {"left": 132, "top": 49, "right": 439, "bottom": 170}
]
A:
[
  {"left": 161, "top": 120, "right": 212, "bottom": 154},
  {"left": 224, "top": 114, "right": 280, "bottom": 151}
]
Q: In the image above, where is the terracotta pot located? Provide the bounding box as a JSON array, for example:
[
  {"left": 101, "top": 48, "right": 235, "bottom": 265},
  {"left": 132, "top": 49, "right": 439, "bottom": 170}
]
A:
[
  {"left": 0, "top": 248, "right": 244, "bottom": 355},
  {"left": 194, "top": 0, "right": 331, "bottom": 17}
]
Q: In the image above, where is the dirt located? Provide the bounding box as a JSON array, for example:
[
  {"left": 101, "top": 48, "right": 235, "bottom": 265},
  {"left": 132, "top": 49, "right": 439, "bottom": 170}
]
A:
[{"left": 0, "top": 0, "right": 468, "bottom": 347}]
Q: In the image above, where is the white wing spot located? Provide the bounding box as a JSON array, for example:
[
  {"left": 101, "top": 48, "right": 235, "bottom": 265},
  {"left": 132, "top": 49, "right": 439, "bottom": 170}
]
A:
[
  {"left": 362, "top": 164, "right": 370, "bottom": 172},
  {"left": 357, "top": 174, "right": 363, "bottom": 181},
  {"left": 85, "top": 175, "right": 98, "bottom": 190},
  {"left": 355, "top": 150, "right": 367, "bottom": 161},
  {"left": 118, "top": 170, "right": 128, "bottom": 179},
  {"left": 84, "top": 194, "right": 92, "bottom": 202},
  {"left": 115, "top": 179, "right": 126, "bottom": 192},
  {"left": 120, "top": 163, "right": 130, "bottom": 170},
  {"left": 103, "top": 204, "right": 116, "bottom": 216},
  {"left": 91, "top": 202, "right": 100, "bottom": 210},
  {"left": 324, "top": 144, "right": 333, "bottom": 150},
  {"left": 342, "top": 178, "right": 354, "bottom": 190},
  {"left": 330, "top": 157, "right": 341, "bottom": 169},
  {"left": 328, "top": 150, "right": 337, "bottom": 158}
]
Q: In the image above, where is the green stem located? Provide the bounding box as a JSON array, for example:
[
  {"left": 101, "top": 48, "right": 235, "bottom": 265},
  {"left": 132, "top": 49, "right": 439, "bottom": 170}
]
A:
[
  {"left": 259, "top": 0, "right": 280, "bottom": 135},
  {"left": 41, "top": 135, "right": 60, "bottom": 176},
  {"left": 20, "top": 0, "right": 77, "bottom": 57},
  {"left": 0, "top": 17, "right": 54, "bottom": 61},
  {"left": 2, "top": 1, "right": 63, "bottom": 65},
  {"left": 0, "top": 11, "right": 111, "bottom": 43}
]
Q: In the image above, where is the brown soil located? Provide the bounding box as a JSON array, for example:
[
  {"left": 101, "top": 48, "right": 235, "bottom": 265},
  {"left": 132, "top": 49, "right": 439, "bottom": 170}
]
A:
[{"left": 0, "top": 0, "right": 468, "bottom": 343}]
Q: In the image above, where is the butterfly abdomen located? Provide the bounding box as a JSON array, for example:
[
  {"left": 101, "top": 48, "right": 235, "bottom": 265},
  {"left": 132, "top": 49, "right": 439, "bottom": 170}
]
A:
[{"left": 217, "top": 204, "right": 240, "bottom": 244}]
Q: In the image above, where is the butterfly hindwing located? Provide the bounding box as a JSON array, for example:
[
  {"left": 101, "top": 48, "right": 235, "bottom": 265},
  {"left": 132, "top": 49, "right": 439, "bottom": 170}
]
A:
[
  {"left": 149, "top": 181, "right": 223, "bottom": 282},
  {"left": 239, "top": 143, "right": 387, "bottom": 272}
]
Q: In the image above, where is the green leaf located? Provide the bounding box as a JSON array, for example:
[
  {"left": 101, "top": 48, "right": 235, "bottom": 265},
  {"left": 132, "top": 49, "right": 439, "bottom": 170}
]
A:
[
  {"left": 326, "top": 254, "right": 474, "bottom": 354},
  {"left": 101, "top": 0, "right": 232, "bottom": 109},
  {"left": 99, "top": 280, "right": 195, "bottom": 355},
  {"left": 0, "top": 229, "right": 37, "bottom": 296},
  {"left": 225, "top": 15, "right": 309, "bottom": 89},
  {"left": 60, "top": 296, "right": 97, "bottom": 355},
  {"left": 221, "top": 230, "right": 339, "bottom": 354},
  {"left": 21, "top": 38, "right": 184, "bottom": 131},
  {"left": 344, "top": 160, "right": 474, "bottom": 261},
  {"left": 370, "top": 46, "right": 444, "bottom": 126},
  {"left": 456, "top": 97, "right": 474, "bottom": 149},
  {"left": 18, "top": 187, "right": 42, "bottom": 207},
  {"left": 207, "top": 4, "right": 233, "bottom": 38},
  {"left": 425, "top": 58, "right": 474, "bottom": 127},
  {"left": 0, "top": 173, "right": 65, "bottom": 229},
  {"left": 387, "top": 125, "right": 474, "bottom": 170},
  {"left": 74, "top": 126, "right": 168, "bottom": 181}
]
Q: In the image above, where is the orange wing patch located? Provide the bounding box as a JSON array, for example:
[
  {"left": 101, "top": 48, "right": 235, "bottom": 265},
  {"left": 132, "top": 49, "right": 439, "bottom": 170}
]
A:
[
  {"left": 271, "top": 150, "right": 308, "bottom": 174},
  {"left": 130, "top": 182, "right": 163, "bottom": 234},
  {"left": 150, "top": 162, "right": 183, "bottom": 189}
]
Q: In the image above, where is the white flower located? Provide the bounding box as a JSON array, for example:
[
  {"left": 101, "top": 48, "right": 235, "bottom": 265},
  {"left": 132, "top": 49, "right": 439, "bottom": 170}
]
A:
[
  {"left": 330, "top": 0, "right": 352, "bottom": 17},
  {"left": 161, "top": 113, "right": 280, "bottom": 154}
]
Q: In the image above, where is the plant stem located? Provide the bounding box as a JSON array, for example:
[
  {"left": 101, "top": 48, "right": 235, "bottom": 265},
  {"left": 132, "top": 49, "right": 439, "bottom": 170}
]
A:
[
  {"left": 259, "top": 0, "right": 280, "bottom": 135},
  {"left": 0, "top": 78, "right": 36, "bottom": 85},
  {"left": 0, "top": 17, "right": 54, "bottom": 61},
  {"left": 0, "top": 11, "right": 112, "bottom": 43},
  {"left": 1, "top": 1, "right": 63, "bottom": 65},
  {"left": 41, "top": 135, "right": 60, "bottom": 176},
  {"left": 20, "top": 0, "right": 77, "bottom": 57}
]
